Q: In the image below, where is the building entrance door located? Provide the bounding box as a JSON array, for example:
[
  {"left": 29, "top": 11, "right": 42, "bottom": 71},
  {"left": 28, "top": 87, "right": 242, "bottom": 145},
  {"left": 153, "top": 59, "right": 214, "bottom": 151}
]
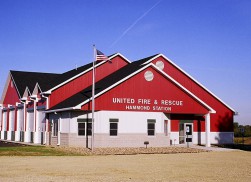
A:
[
  {"left": 179, "top": 122, "right": 193, "bottom": 144},
  {"left": 185, "top": 123, "right": 193, "bottom": 145}
]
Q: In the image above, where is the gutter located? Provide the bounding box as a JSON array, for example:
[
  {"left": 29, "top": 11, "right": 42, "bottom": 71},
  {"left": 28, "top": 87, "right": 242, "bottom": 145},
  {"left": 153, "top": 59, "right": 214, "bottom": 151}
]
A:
[{"left": 44, "top": 106, "right": 81, "bottom": 113}]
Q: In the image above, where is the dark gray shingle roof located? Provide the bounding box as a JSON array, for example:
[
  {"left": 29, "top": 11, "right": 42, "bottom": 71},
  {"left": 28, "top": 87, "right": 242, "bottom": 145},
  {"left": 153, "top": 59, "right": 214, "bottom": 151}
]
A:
[{"left": 10, "top": 70, "right": 60, "bottom": 97}]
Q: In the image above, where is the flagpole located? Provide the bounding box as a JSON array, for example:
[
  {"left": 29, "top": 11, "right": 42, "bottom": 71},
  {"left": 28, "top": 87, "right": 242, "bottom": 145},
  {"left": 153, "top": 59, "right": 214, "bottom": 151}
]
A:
[{"left": 91, "top": 45, "right": 96, "bottom": 151}]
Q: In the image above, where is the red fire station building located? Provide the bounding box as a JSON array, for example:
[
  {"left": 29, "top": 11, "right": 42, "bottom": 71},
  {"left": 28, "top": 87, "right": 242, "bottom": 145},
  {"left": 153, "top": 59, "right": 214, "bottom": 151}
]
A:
[{"left": 0, "top": 53, "right": 236, "bottom": 148}]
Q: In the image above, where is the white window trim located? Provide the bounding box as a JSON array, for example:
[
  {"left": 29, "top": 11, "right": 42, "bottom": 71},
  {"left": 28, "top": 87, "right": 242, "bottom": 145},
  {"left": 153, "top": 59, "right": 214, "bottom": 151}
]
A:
[
  {"left": 147, "top": 119, "right": 156, "bottom": 137},
  {"left": 77, "top": 118, "right": 92, "bottom": 137}
]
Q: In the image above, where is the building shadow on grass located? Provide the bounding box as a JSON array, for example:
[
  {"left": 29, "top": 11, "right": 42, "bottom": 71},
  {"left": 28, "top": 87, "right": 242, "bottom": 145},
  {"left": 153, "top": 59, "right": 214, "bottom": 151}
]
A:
[
  {"left": 213, "top": 144, "right": 251, "bottom": 151},
  {"left": 0, "top": 140, "right": 28, "bottom": 147}
]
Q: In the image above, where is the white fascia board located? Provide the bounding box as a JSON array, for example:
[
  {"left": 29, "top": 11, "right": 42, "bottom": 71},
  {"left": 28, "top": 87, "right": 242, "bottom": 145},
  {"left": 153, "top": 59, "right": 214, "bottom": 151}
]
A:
[
  {"left": 32, "top": 82, "right": 42, "bottom": 96},
  {"left": 151, "top": 63, "right": 216, "bottom": 113},
  {"left": 111, "top": 53, "right": 131, "bottom": 63},
  {"left": 143, "top": 53, "right": 235, "bottom": 112},
  {"left": 30, "top": 95, "right": 41, "bottom": 102},
  {"left": 44, "top": 106, "right": 80, "bottom": 113},
  {"left": 10, "top": 72, "right": 21, "bottom": 98},
  {"left": 8, "top": 104, "right": 15, "bottom": 109},
  {"left": 22, "top": 86, "right": 31, "bottom": 98},
  {"left": 75, "top": 64, "right": 152, "bottom": 109},
  {"left": 20, "top": 97, "right": 27, "bottom": 104},
  {"left": 31, "top": 82, "right": 38, "bottom": 95},
  {"left": 42, "top": 90, "right": 51, "bottom": 95},
  {"left": 30, "top": 95, "right": 37, "bottom": 99},
  {"left": 0, "top": 73, "right": 11, "bottom": 103}
]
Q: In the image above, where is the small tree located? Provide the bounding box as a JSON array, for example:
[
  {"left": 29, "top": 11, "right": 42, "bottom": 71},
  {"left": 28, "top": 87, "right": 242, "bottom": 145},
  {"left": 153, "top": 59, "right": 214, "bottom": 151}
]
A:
[
  {"left": 234, "top": 122, "right": 251, "bottom": 137},
  {"left": 234, "top": 122, "right": 241, "bottom": 137}
]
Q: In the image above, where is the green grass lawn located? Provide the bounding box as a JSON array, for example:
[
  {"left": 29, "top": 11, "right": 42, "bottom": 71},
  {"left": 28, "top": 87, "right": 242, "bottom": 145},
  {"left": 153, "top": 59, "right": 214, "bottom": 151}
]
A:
[
  {"left": 1, "top": 137, "right": 250, "bottom": 156},
  {"left": 0, "top": 145, "right": 81, "bottom": 156}
]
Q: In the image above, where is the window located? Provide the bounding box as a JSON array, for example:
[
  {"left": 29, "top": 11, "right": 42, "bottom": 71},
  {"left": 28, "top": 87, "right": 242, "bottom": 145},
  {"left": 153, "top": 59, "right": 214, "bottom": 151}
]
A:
[
  {"left": 52, "top": 119, "right": 58, "bottom": 137},
  {"left": 110, "top": 119, "right": 118, "bottom": 136},
  {"left": 147, "top": 119, "right": 155, "bottom": 136},
  {"left": 78, "top": 119, "right": 92, "bottom": 136},
  {"left": 78, "top": 122, "right": 85, "bottom": 136}
]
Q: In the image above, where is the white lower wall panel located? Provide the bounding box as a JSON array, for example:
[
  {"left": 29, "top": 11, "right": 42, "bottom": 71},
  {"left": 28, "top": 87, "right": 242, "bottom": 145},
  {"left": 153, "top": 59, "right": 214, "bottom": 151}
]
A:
[
  {"left": 210, "top": 132, "right": 234, "bottom": 144},
  {"left": 71, "top": 111, "right": 169, "bottom": 134},
  {"left": 24, "top": 131, "right": 31, "bottom": 143},
  {"left": 34, "top": 131, "right": 41, "bottom": 144},
  {"left": 26, "top": 111, "right": 34, "bottom": 132},
  {"left": 170, "top": 131, "right": 234, "bottom": 145},
  {"left": 193, "top": 132, "right": 206, "bottom": 145},
  {"left": 15, "top": 131, "right": 20, "bottom": 141},
  {"left": 169, "top": 132, "right": 179, "bottom": 145},
  {"left": 7, "top": 131, "right": 12, "bottom": 140},
  {"left": 1, "top": 131, "right": 4, "bottom": 139}
]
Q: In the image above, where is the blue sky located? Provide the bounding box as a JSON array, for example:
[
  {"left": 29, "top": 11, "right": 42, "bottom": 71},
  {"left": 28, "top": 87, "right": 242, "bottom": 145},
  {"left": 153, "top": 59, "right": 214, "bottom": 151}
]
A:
[{"left": 0, "top": 0, "right": 250, "bottom": 125}]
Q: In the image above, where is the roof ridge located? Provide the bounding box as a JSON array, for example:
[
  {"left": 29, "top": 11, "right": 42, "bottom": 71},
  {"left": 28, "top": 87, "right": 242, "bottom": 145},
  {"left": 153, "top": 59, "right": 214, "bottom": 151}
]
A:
[
  {"left": 132, "top": 54, "right": 159, "bottom": 64},
  {"left": 10, "top": 70, "right": 60, "bottom": 75}
]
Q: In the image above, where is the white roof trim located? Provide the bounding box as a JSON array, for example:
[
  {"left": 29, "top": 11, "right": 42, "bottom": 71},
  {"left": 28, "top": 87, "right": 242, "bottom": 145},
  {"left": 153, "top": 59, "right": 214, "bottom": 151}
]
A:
[
  {"left": 44, "top": 106, "right": 81, "bottom": 113},
  {"left": 143, "top": 54, "right": 235, "bottom": 112},
  {"left": 0, "top": 73, "right": 12, "bottom": 103},
  {"left": 20, "top": 97, "right": 27, "bottom": 102},
  {"left": 32, "top": 82, "right": 42, "bottom": 96},
  {"left": 10, "top": 72, "right": 21, "bottom": 98},
  {"left": 151, "top": 64, "right": 216, "bottom": 113},
  {"left": 43, "top": 53, "right": 130, "bottom": 95},
  {"left": 111, "top": 52, "right": 131, "bottom": 63},
  {"left": 75, "top": 63, "right": 215, "bottom": 113},
  {"left": 22, "top": 86, "right": 31, "bottom": 98}
]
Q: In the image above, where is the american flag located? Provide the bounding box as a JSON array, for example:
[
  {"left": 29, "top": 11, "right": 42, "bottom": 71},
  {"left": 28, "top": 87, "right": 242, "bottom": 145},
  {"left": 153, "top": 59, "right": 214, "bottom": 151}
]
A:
[{"left": 96, "top": 49, "right": 108, "bottom": 61}]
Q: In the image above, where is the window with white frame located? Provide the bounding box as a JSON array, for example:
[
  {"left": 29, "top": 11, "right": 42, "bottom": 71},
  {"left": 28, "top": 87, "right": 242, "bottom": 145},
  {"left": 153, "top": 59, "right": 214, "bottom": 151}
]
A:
[
  {"left": 77, "top": 119, "right": 92, "bottom": 136},
  {"left": 147, "top": 119, "right": 156, "bottom": 136},
  {"left": 109, "top": 119, "right": 118, "bottom": 136}
]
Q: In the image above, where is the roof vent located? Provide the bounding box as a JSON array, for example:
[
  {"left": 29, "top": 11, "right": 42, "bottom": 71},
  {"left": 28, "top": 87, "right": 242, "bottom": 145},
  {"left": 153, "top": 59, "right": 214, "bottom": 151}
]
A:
[
  {"left": 144, "top": 71, "right": 154, "bottom": 81},
  {"left": 155, "top": 60, "right": 164, "bottom": 70}
]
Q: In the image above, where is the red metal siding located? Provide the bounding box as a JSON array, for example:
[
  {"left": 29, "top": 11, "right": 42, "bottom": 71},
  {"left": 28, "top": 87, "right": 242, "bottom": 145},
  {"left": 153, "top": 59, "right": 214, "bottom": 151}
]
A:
[
  {"left": 37, "top": 98, "right": 46, "bottom": 107},
  {"left": 27, "top": 100, "right": 34, "bottom": 109},
  {"left": 49, "top": 56, "right": 128, "bottom": 108},
  {"left": 171, "top": 120, "right": 179, "bottom": 132},
  {"left": 151, "top": 56, "right": 234, "bottom": 132},
  {"left": 82, "top": 67, "right": 209, "bottom": 114},
  {"left": 170, "top": 114, "right": 205, "bottom": 132},
  {"left": 193, "top": 120, "right": 205, "bottom": 132},
  {"left": 3, "top": 79, "right": 20, "bottom": 105}
]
